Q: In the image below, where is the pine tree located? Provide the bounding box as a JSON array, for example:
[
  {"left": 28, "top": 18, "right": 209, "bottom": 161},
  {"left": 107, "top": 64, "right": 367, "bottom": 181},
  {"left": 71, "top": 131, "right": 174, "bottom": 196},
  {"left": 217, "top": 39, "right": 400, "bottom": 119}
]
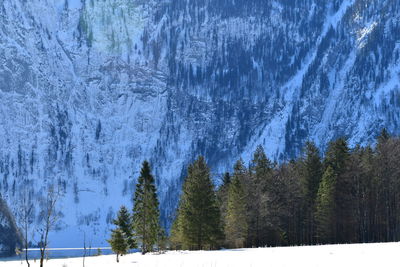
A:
[
  {"left": 280, "top": 161, "right": 304, "bottom": 246},
  {"left": 177, "top": 156, "right": 222, "bottom": 250},
  {"left": 225, "top": 174, "right": 248, "bottom": 248},
  {"left": 249, "top": 146, "right": 273, "bottom": 247},
  {"left": 375, "top": 129, "right": 399, "bottom": 242},
  {"left": 324, "top": 138, "right": 349, "bottom": 176},
  {"left": 157, "top": 228, "right": 168, "bottom": 252},
  {"left": 378, "top": 128, "right": 390, "bottom": 143},
  {"left": 231, "top": 159, "right": 254, "bottom": 246},
  {"left": 169, "top": 210, "right": 183, "bottom": 250},
  {"left": 108, "top": 229, "right": 129, "bottom": 263},
  {"left": 348, "top": 145, "right": 374, "bottom": 243},
  {"left": 132, "top": 161, "right": 160, "bottom": 254},
  {"left": 216, "top": 172, "right": 231, "bottom": 243},
  {"left": 113, "top": 206, "right": 136, "bottom": 249},
  {"left": 324, "top": 138, "right": 355, "bottom": 243},
  {"left": 222, "top": 172, "right": 231, "bottom": 185},
  {"left": 301, "top": 142, "right": 323, "bottom": 206},
  {"left": 300, "top": 141, "right": 323, "bottom": 244},
  {"left": 315, "top": 166, "right": 336, "bottom": 244}
]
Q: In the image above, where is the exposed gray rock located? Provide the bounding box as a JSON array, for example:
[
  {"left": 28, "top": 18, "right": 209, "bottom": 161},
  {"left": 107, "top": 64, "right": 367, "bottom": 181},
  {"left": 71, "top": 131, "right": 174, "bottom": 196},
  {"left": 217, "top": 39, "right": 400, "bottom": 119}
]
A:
[{"left": 0, "top": 196, "right": 22, "bottom": 257}]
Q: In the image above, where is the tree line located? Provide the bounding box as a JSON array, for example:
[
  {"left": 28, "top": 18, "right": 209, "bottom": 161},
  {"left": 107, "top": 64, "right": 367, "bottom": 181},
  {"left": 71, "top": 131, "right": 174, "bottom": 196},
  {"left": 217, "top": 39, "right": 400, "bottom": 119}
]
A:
[{"left": 170, "top": 129, "right": 400, "bottom": 249}]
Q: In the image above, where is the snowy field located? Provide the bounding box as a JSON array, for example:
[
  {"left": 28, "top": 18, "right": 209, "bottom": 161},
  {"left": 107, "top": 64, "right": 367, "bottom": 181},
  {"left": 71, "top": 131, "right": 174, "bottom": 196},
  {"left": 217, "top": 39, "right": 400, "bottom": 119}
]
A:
[{"left": 2, "top": 242, "right": 400, "bottom": 267}]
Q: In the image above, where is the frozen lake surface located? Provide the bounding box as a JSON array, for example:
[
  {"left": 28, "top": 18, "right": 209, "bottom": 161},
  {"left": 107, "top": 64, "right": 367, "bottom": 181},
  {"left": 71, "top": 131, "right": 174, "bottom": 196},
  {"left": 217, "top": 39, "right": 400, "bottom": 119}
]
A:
[{"left": 0, "top": 247, "right": 115, "bottom": 261}]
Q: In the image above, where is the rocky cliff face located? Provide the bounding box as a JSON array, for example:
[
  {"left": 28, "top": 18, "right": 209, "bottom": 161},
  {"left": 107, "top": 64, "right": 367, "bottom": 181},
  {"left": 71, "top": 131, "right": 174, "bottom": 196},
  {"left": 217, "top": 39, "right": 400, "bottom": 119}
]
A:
[
  {"left": 0, "top": 195, "right": 22, "bottom": 256},
  {"left": 0, "top": 0, "right": 399, "bottom": 246}
]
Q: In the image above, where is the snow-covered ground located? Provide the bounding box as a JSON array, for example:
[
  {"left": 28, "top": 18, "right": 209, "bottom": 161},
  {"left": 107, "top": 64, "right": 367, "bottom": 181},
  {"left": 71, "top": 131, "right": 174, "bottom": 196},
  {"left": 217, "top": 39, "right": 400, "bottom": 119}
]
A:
[{"left": 2, "top": 242, "right": 400, "bottom": 267}]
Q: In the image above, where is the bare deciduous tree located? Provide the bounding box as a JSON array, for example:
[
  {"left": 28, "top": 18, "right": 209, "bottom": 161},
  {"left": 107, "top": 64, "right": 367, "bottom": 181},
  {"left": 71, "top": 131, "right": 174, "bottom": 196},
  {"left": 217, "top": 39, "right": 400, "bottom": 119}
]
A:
[
  {"left": 37, "top": 186, "right": 60, "bottom": 267},
  {"left": 18, "top": 181, "right": 34, "bottom": 267}
]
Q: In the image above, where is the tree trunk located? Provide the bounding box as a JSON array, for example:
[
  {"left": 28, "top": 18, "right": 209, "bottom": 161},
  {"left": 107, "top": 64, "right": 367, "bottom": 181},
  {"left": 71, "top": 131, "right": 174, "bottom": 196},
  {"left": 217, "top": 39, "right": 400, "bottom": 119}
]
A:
[
  {"left": 40, "top": 249, "right": 44, "bottom": 267},
  {"left": 25, "top": 250, "right": 30, "bottom": 267},
  {"left": 25, "top": 235, "right": 30, "bottom": 267}
]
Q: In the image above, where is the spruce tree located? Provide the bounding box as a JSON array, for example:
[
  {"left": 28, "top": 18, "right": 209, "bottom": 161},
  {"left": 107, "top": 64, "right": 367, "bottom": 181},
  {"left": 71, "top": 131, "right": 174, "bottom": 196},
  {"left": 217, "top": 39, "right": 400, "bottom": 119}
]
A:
[
  {"left": 113, "top": 206, "right": 136, "bottom": 249},
  {"left": 231, "top": 159, "right": 253, "bottom": 246},
  {"left": 177, "top": 156, "right": 222, "bottom": 250},
  {"left": 222, "top": 172, "right": 231, "bottom": 186},
  {"left": 216, "top": 172, "right": 231, "bottom": 243},
  {"left": 169, "top": 210, "right": 183, "bottom": 250},
  {"left": 108, "top": 229, "right": 129, "bottom": 263},
  {"left": 324, "top": 138, "right": 349, "bottom": 176},
  {"left": 348, "top": 145, "right": 374, "bottom": 243},
  {"left": 315, "top": 166, "right": 336, "bottom": 243},
  {"left": 324, "top": 138, "right": 355, "bottom": 243},
  {"left": 301, "top": 142, "right": 323, "bottom": 206},
  {"left": 249, "top": 146, "right": 273, "bottom": 247},
  {"left": 300, "top": 141, "right": 323, "bottom": 244},
  {"left": 132, "top": 161, "right": 160, "bottom": 254},
  {"left": 225, "top": 174, "right": 248, "bottom": 248},
  {"left": 375, "top": 129, "right": 397, "bottom": 242}
]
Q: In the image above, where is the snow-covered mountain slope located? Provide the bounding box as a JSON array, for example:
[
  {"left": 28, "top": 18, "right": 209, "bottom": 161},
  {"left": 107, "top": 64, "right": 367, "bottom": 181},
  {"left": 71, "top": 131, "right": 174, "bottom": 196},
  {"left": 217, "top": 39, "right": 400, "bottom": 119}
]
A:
[{"left": 0, "top": 0, "right": 399, "bottom": 247}]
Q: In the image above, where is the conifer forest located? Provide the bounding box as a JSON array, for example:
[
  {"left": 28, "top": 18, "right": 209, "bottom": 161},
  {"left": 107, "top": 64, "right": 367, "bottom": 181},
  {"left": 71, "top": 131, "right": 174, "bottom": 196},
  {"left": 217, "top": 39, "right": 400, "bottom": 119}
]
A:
[{"left": 109, "top": 130, "right": 400, "bottom": 254}]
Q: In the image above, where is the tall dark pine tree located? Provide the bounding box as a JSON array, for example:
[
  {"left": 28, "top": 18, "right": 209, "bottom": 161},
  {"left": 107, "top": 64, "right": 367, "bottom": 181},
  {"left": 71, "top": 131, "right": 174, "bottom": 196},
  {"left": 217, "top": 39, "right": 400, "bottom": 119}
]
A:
[
  {"left": 222, "top": 172, "right": 231, "bottom": 185},
  {"left": 216, "top": 172, "right": 231, "bottom": 242},
  {"left": 324, "top": 138, "right": 355, "bottom": 243},
  {"left": 347, "top": 145, "right": 374, "bottom": 243},
  {"left": 374, "top": 129, "right": 400, "bottom": 242},
  {"left": 300, "top": 141, "right": 323, "bottom": 244},
  {"left": 169, "top": 208, "right": 183, "bottom": 250},
  {"left": 113, "top": 206, "right": 136, "bottom": 249},
  {"left": 225, "top": 173, "right": 248, "bottom": 248},
  {"left": 132, "top": 161, "right": 160, "bottom": 254},
  {"left": 176, "top": 156, "right": 222, "bottom": 250},
  {"left": 249, "top": 146, "right": 273, "bottom": 247},
  {"left": 315, "top": 166, "right": 336, "bottom": 243},
  {"left": 230, "top": 159, "right": 252, "bottom": 245}
]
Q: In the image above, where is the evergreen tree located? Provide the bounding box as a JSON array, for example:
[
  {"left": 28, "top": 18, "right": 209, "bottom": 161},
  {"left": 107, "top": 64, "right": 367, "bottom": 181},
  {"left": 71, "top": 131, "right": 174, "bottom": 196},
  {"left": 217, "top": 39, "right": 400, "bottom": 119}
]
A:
[
  {"left": 301, "top": 142, "right": 323, "bottom": 206},
  {"left": 374, "top": 129, "right": 400, "bottom": 242},
  {"left": 132, "top": 161, "right": 160, "bottom": 254},
  {"left": 360, "top": 146, "right": 376, "bottom": 242},
  {"left": 225, "top": 174, "right": 248, "bottom": 248},
  {"left": 230, "top": 159, "right": 253, "bottom": 245},
  {"left": 157, "top": 228, "right": 168, "bottom": 252},
  {"left": 249, "top": 146, "right": 273, "bottom": 246},
  {"left": 113, "top": 206, "right": 136, "bottom": 249},
  {"left": 251, "top": 145, "right": 273, "bottom": 180},
  {"left": 300, "top": 141, "right": 323, "bottom": 244},
  {"left": 284, "top": 161, "right": 304, "bottom": 246},
  {"left": 324, "top": 138, "right": 355, "bottom": 243},
  {"left": 169, "top": 210, "right": 183, "bottom": 250},
  {"left": 324, "top": 138, "right": 349, "bottom": 176},
  {"left": 108, "top": 229, "right": 129, "bottom": 263},
  {"left": 176, "top": 156, "right": 222, "bottom": 250},
  {"left": 348, "top": 145, "right": 374, "bottom": 243},
  {"left": 222, "top": 172, "right": 231, "bottom": 186},
  {"left": 262, "top": 161, "right": 303, "bottom": 247},
  {"left": 315, "top": 166, "right": 336, "bottom": 243},
  {"left": 216, "top": 172, "right": 231, "bottom": 243},
  {"left": 378, "top": 128, "right": 390, "bottom": 143}
]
